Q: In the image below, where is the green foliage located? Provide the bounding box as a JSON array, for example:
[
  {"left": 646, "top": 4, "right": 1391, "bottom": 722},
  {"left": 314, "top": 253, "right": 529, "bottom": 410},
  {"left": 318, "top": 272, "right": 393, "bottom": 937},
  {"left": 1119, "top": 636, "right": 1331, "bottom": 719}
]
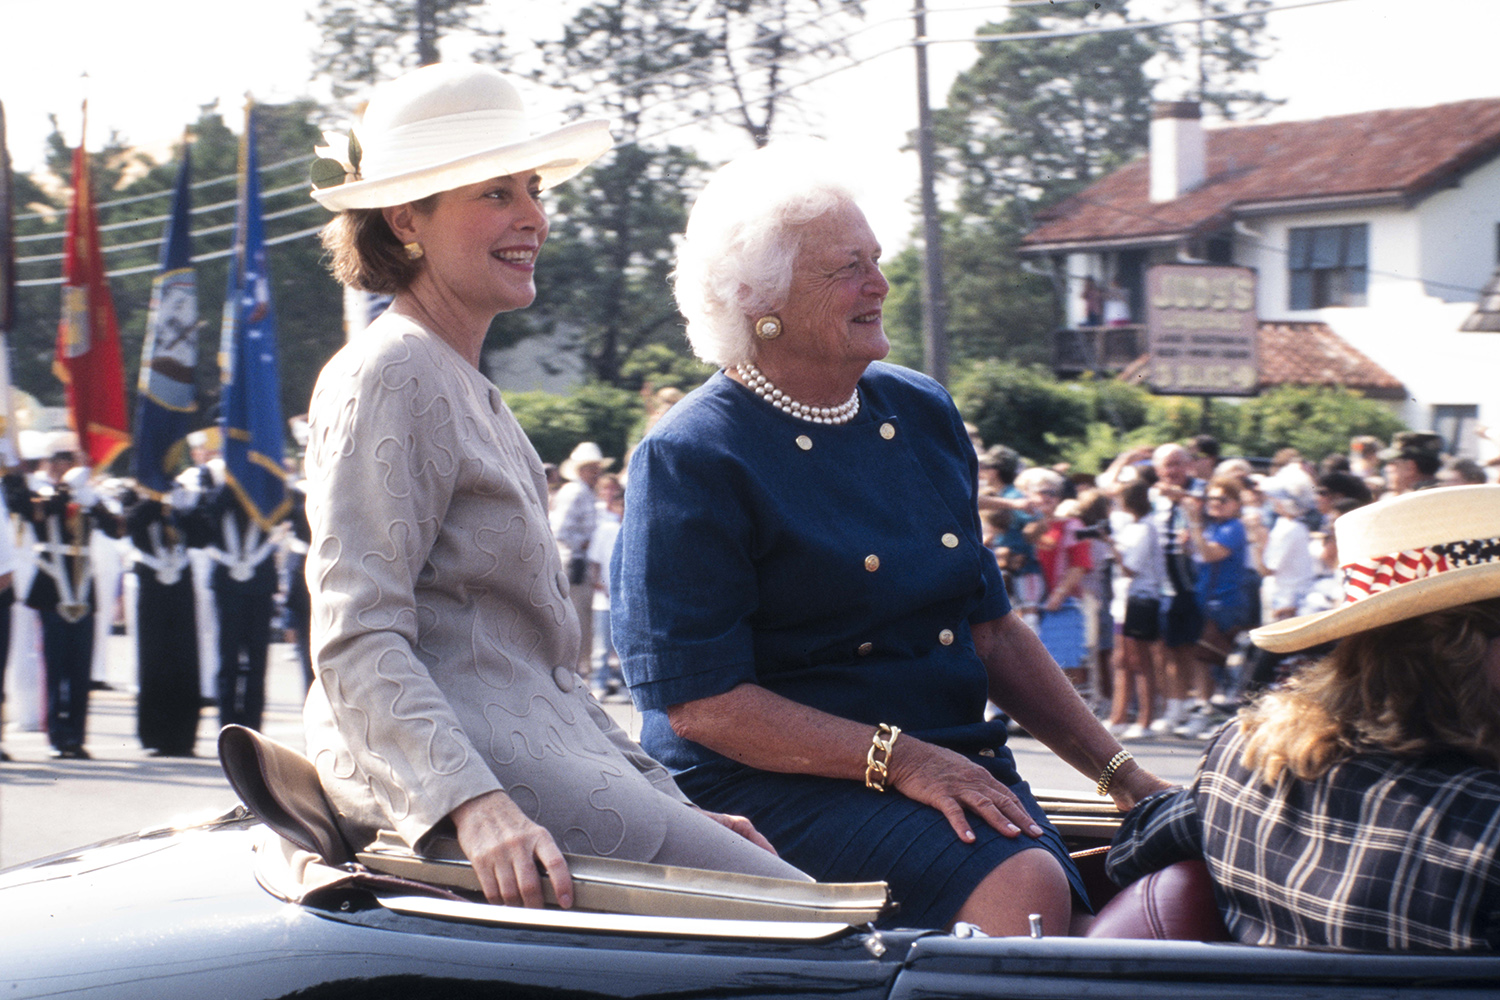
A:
[
  {"left": 526, "top": 143, "right": 708, "bottom": 386},
  {"left": 502, "top": 392, "right": 590, "bottom": 467},
  {"left": 949, "top": 360, "right": 1092, "bottom": 466},
  {"left": 880, "top": 246, "right": 926, "bottom": 371},
  {"left": 618, "top": 343, "right": 715, "bottom": 394},
  {"left": 1056, "top": 421, "right": 1133, "bottom": 477},
  {"left": 1152, "top": 0, "right": 1284, "bottom": 121},
  {"left": 1228, "top": 385, "right": 1406, "bottom": 462},
  {"left": 935, "top": 4, "right": 1157, "bottom": 215},
  {"left": 940, "top": 210, "right": 1059, "bottom": 367},
  {"left": 947, "top": 358, "right": 1406, "bottom": 472},
  {"left": 503, "top": 382, "right": 646, "bottom": 467},
  {"left": 308, "top": 0, "right": 496, "bottom": 99}
]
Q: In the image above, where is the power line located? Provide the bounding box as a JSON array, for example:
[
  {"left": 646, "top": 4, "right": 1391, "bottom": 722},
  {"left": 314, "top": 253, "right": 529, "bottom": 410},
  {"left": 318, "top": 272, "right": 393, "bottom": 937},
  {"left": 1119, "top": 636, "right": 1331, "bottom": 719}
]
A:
[
  {"left": 15, "top": 222, "right": 328, "bottom": 288},
  {"left": 13, "top": 151, "right": 313, "bottom": 222},
  {"left": 922, "top": 0, "right": 1358, "bottom": 45}
]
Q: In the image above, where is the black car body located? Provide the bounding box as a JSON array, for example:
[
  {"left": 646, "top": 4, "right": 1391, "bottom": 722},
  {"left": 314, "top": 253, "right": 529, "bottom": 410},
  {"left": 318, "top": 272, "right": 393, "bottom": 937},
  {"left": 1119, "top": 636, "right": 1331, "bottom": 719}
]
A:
[{"left": 4, "top": 799, "right": 1500, "bottom": 999}]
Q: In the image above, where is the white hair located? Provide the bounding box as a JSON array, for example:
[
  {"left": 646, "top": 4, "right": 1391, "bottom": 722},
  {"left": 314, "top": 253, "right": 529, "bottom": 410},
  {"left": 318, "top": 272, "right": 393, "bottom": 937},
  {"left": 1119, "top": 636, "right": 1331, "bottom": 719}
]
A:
[
  {"left": 674, "top": 139, "right": 863, "bottom": 368},
  {"left": 1015, "top": 467, "right": 1067, "bottom": 494}
]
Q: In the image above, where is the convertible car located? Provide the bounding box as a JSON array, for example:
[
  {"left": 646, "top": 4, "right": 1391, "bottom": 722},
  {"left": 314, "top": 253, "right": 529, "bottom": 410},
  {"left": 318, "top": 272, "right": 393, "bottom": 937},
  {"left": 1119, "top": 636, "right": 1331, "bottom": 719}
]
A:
[{"left": 2, "top": 727, "right": 1497, "bottom": 999}]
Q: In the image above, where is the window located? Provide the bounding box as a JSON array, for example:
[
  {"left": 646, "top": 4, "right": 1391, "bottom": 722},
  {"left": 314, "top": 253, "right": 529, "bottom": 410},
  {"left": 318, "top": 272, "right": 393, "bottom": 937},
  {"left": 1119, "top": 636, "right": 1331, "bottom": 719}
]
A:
[
  {"left": 1288, "top": 224, "right": 1368, "bottom": 309},
  {"left": 1432, "top": 405, "right": 1478, "bottom": 458}
]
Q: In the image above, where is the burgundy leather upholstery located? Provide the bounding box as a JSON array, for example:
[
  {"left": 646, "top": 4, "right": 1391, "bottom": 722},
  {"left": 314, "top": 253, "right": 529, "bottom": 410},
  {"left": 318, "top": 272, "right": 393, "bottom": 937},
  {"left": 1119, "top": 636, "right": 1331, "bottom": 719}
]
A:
[{"left": 1086, "top": 860, "right": 1233, "bottom": 942}]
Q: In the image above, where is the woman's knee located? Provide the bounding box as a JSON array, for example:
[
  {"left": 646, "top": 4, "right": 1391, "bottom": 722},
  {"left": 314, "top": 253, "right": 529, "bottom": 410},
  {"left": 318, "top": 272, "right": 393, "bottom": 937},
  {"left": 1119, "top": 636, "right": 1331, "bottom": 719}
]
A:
[{"left": 950, "top": 847, "right": 1072, "bottom": 937}]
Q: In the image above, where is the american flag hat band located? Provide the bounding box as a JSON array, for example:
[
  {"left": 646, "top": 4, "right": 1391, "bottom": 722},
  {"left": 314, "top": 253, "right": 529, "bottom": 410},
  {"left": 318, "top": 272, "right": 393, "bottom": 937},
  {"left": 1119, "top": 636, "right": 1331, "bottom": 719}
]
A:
[
  {"left": 1250, "top": 485, "right": 1500, "bottom": 653},
  {"left": 1341, "top": 536, "right": 1500, "bottom": 604}
]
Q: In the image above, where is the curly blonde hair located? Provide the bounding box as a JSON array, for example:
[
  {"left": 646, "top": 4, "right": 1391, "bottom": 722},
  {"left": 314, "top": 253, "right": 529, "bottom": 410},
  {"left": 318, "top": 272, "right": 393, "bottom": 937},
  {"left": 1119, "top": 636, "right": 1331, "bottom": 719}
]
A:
[{"left": 1239, "top": 598, "right": 1500, "bottom": 782}]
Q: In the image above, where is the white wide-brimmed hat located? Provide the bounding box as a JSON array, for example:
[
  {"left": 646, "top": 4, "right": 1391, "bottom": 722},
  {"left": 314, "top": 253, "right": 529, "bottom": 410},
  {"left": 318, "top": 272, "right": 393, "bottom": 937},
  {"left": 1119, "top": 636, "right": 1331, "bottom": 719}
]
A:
[
  {"left": 17, "top": 429, "right": 48, "bottom": 462},
  {"left": 310, "top": 63, "right": 613, "bottom": 211},
  {"left": 560, "top": 441, "right": 613, "bottom": 481},
  {"left": 1251, "top": 484, "right": 1500, "bottom": 652}
]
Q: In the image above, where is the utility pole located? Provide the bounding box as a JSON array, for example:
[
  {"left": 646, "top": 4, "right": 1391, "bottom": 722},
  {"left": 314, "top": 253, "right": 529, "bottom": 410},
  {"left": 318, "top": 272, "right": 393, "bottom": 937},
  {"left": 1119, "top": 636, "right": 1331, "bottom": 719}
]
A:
[
  {"left": 417, "top": 0, "right": 439, "bottom": 66},
  {"left": 913, "top": 2, "right": 947, "bottom": 385}
]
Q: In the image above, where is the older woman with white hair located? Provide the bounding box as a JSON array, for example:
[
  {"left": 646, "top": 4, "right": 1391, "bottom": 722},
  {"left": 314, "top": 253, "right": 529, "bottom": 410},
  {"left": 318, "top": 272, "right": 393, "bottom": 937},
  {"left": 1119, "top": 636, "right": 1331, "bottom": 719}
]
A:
[
  {"left": 300, "top": 63, "right": 801, "bottom": 911},
  {"left": 610, "top": 142, "right": 1168, "bottom": 936}
]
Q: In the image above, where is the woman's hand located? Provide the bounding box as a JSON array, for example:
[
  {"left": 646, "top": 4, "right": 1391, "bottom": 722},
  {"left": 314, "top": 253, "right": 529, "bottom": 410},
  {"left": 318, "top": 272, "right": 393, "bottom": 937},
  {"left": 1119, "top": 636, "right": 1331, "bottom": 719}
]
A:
[
  {"left": 691, "top": 806, "right": 780, "bottom": 854},
  {"left": 1107, "top": 760, "right": 1176, "bottom": 813},
  {"left": 451, "top": 790, "right": 573, "bottom": 909},
  {"left": 886, "top": 737, "right": 1045, "bottom": 843}
]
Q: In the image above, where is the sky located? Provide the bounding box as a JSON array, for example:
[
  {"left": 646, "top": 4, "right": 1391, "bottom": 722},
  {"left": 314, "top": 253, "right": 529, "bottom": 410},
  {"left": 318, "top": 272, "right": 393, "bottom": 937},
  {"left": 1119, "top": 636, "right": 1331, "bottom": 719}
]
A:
[{"left": 3, "top": 0, "right": 1500, "bottom": 251}]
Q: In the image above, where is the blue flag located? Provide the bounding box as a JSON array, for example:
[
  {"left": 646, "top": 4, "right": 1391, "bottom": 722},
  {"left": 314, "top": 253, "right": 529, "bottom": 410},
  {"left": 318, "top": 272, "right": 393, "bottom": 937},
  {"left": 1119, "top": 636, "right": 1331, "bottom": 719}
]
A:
[
  {"left": 132, "top": 142, "right": 198, "bottom": 495},
  {"left": 219, "top": 105, "right": 287, "bottom": 529}
]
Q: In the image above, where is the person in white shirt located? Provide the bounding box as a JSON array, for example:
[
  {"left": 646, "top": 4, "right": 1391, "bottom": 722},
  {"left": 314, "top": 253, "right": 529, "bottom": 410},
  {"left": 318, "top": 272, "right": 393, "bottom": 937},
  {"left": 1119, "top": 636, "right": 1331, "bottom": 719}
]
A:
[
  {"left": 1106, "top": 480, "right": 1162, "bottom": 739},
  {"left": 551, "top": 442, "right": 609, "bottom": 679},
  {"left": 588, "top": 475, "right": 625, "bottom": 699},
  {"left": 1259, "top": 473, "right": 1318, "bottom": 622}
]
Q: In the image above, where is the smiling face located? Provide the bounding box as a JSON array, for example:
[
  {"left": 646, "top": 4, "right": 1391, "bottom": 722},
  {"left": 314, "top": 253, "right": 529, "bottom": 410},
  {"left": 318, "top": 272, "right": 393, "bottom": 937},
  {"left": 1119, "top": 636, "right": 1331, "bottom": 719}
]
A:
[
  {"left": 397, "top": 172, "right": 548, "bottom": 320},
  {"left": 1153, "top": 445, "right": 1192, "bottom": 488},
  {"left": 771, "top": 201, "right": 890, "bottom": 377}
]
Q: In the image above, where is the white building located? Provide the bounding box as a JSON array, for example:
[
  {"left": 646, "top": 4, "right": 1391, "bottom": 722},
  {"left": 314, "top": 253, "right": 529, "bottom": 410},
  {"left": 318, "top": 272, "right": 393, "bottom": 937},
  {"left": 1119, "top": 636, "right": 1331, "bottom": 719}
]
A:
[{"left": 1020, "top": 98, "right": 1500, "bottom": 460}]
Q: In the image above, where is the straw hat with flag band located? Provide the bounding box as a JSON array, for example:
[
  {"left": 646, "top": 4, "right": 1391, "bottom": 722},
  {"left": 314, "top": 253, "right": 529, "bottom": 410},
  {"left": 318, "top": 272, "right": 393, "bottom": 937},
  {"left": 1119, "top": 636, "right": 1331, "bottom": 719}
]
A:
[
  {"left": 1250, "top": 484, "right": 1500, "bottom": 653},
  {"left": 309, "top": 63, "right": 613, "bottom": 211}
]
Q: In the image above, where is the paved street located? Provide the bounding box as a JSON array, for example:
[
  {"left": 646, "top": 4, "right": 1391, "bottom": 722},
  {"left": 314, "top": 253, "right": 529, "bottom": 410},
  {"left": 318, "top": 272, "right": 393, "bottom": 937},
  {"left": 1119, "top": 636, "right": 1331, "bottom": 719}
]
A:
[{"left": 0, "top": 639, "right": 1207, "bottom": 870}]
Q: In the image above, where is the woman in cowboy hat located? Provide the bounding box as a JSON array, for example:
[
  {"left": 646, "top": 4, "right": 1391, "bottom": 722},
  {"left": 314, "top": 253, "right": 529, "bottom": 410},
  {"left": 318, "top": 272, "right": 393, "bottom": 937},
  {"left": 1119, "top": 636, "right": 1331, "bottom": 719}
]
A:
[
  {"left": 301, "top": 63, "right": 802, "bottom": 911},
  {"left": 1106, "top": 485, "right": 1500, "bottom": 949}
]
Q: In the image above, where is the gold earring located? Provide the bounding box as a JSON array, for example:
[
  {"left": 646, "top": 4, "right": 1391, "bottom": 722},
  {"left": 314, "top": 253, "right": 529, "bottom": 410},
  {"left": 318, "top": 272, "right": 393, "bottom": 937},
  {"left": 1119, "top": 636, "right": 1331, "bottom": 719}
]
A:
[
  {"left": 404, "top": 241, "right": 424, "bottom": 260},
  {"left": 754, "top": 316, "right": 782, "bottom": 340}
]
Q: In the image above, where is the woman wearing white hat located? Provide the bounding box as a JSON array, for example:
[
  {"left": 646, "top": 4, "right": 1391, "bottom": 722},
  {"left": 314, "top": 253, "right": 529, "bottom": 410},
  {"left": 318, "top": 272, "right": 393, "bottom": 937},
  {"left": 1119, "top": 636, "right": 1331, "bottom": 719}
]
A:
[
  {"left": 1106, "top": 485, "right": 1500, "bottom": 949},
  {"left": 301, "top": 63, "right": 802, "bottom": 910}
]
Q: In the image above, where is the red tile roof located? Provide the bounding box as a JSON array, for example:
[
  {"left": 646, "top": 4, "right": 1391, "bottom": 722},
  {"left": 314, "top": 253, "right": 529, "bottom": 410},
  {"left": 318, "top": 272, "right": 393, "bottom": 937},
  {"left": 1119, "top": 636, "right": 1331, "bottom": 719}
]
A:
[
  {"left": 1118, "top": 321, "right": 1405, "bottom": 398},
  {"left": 1022, "top": 98, "right": 1500, "bottom": 252}
]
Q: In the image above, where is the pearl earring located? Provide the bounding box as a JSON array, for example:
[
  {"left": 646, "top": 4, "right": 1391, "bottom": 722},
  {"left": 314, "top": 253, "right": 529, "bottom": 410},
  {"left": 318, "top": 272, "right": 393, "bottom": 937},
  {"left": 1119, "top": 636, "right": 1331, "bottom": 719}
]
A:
[
  {"left": 754, "top": 316, "right": 782, "bottom": 340},
  {"left": 404, "top": 241, "right": 424, "bottom": 260}
]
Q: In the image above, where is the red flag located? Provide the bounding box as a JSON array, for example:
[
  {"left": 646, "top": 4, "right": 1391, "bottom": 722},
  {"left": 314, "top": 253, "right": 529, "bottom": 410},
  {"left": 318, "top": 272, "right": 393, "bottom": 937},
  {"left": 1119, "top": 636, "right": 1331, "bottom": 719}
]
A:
[{"left": 55, "top": 108, "right": 130, "bottom": 470}]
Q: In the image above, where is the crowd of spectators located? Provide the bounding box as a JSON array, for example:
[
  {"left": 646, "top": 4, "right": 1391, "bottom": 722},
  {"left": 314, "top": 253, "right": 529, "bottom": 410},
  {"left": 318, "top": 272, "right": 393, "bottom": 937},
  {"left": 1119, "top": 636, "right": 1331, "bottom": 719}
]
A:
[{"left": 973, "top": 428, "right": 1495, "bottom": 741}]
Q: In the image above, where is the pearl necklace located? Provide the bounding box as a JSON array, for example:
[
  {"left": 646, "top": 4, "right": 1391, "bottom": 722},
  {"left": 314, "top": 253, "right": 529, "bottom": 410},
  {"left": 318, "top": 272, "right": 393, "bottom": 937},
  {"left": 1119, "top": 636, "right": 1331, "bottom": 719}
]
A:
[{"left": 735, "top": 363, "right": 860, "bottom": 425}]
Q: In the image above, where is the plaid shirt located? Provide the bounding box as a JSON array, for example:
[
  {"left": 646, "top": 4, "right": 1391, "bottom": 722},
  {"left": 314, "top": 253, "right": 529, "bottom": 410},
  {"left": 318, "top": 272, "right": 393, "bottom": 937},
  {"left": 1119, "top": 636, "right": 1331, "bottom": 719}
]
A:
[{"left": 1106, "top": 720, "right": 1500, "bottom": 950}]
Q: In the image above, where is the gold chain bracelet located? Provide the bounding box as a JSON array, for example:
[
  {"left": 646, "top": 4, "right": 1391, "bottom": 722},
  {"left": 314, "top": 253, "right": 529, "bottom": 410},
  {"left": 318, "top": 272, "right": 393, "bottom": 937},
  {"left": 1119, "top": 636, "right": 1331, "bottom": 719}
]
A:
[
  {"left": 864, "top": 723, "right": 902, "bottom": 792},
  {"left": 1096, "top": 749, "right": 1133, "bottom": 797}
]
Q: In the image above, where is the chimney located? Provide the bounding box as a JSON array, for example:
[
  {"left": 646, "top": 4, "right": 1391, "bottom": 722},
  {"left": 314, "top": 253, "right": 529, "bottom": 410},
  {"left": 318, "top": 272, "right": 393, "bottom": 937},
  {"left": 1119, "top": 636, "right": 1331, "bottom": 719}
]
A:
[{"left": 1150, "top": 101, "right": 1205, "bottom": 203}]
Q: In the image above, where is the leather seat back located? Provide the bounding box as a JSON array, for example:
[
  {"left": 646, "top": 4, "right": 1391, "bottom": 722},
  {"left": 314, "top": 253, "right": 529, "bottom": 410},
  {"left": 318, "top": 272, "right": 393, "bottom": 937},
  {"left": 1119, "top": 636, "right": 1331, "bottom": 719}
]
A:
[{"left": 1086, "top": 860, "right": 1232, "bottom": 942}]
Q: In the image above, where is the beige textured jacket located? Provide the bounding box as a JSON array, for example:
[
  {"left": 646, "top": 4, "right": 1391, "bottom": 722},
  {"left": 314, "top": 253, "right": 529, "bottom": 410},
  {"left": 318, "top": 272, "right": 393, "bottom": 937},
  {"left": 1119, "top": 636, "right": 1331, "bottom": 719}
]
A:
[{"left": 302, "top": 313, "right": 694, "bottom": 857}]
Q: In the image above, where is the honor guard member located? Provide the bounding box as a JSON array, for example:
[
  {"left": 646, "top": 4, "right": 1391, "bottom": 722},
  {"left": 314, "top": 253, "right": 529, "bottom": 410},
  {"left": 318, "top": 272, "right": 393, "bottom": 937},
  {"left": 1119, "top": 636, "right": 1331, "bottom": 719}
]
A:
[
  {"left": 192, "top": 481, "right": 281, "bottom": 731},
  {"left": 125, "top": 482, "right": 209, "bottom": 756},
  {"left": 3, "top": 459, "right": 124, "bottom": 759},
  {"left": 177, "top": 430, "right": 222, "bottom": 705}
]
